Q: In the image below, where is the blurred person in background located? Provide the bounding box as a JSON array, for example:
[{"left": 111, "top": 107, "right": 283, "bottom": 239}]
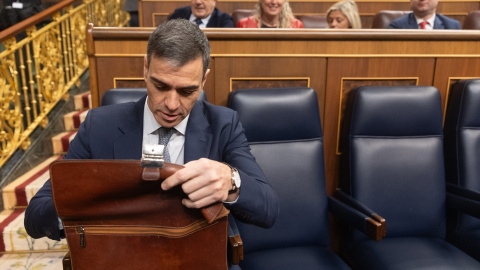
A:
[
  {"left": 237, "top": 0, "right": 303, "bottom": 28},
  {"left": 326, "top": 0, "right": 361, "bottom": 29},
  {"left": 389, "top": 0, "right": 460, "bottom": 29},
  {"left": 169, "top": 0, "right": 233, "bottom": 28}
]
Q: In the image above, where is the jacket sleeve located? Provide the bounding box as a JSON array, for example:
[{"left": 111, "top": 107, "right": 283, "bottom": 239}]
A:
[
  {"left": 222, "top": 111, "right": 279, "bottom": 228},
  {"left": 24, "top": 111, "right": 95, "bottom": 240},
  {"left": 24, "top": 180, "right": 63, "bottom": 240},
  {"left": 292, "top": 18, "right": 303, "bottom": 28}
]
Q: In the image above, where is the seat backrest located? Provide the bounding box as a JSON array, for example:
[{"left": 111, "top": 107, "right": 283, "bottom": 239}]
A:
[
  {"left": 340, "top": 86, "right": 445, "bottom": 239},
  {"left": 463, "top": 10, "right": 480, "bottom": 29},
  {"left": 371, "top": 10, "right": 411, "bottom": 28},
  {"left": 232, "top": 9, "right": 256, "bottom": 27},
  {"left": 444, "top": 79, "right": 480, "bottom": 231},
  {"left": 101, "top": 88, "right": 207, "bottom": 106},
  {"left": 296, "top": 14, "right": 328, "bottom": 28},
  {"left": 227, "top": 87, "right": 330, "bottom": 253}
]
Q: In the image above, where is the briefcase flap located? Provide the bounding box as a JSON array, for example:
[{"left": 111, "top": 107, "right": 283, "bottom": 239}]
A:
[{"left": 50, "top": 160, "right": 229, "bottom": 226}]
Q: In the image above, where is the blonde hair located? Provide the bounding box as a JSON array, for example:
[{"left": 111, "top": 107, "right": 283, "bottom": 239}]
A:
[
  {"left": 255, "top": 0, "right": 296, "bottom": 28},
  {"left": 326, "top": 0, "right": 362, "bottom": 29}
]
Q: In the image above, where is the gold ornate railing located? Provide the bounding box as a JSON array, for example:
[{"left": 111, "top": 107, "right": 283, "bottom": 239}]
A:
[{"left": 0, "top": 0, "right": 129, "bottom": 168}]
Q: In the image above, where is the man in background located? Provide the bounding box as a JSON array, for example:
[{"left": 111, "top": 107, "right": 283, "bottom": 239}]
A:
[
  {"left": 389, "top": 0, "right": 460, "bottom": 29},
  {"left": 168, "top": 0, "right": 233, "bottom": 28}
]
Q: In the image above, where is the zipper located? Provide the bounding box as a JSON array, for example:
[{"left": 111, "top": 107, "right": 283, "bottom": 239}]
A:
[{"left": 75, "top": 219, "right": 212, "bottom": 248}]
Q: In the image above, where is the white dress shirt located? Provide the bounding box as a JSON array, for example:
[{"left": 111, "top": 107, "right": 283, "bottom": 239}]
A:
[
  {"left": 143, "top": 97, "right": 189, "bottom": 165},
  {"left": 415, "top": 14, "right": 435, "bottom": 30},
  {"left": 189, "top": 14, "right": 211, "bottom": 28}
]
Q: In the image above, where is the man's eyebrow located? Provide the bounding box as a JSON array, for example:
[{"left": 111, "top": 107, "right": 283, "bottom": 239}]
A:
[
  {"left": 150, "top": 76, "right": 200, "bottom": 90},
  {"left": 150, "top": 76, "right": 169, "bottom": 87}
]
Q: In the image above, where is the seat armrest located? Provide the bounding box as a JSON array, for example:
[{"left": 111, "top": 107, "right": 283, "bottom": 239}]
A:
[
  {"left": 334, "top": 189, "right": 386, "bottom": 237},
  {"left": 228, "top": 215, "right": 243, "bottom": 265},
  {"left": 446, "top": 183, "right": 480, "bottom": 218},
  {"left": 328, "top": 195, "right": 384, "bottom": 241}
]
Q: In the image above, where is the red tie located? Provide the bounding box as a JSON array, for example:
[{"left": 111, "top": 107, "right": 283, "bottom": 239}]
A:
[{"left": 419, "top": 21, "right": 428, "bottom": 29}]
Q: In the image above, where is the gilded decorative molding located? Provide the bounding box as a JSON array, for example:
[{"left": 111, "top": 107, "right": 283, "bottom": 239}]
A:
[{"left": 0, "top": 0, "right": 130, "bottom": 168}]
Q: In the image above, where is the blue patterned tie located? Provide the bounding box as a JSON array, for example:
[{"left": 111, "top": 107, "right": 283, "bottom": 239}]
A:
[
  {"left": 194, "top": 18, "right": 203, "bottom": 26},
  {"left": 158, "top": 127, "right": 175, "bottom": 162}
]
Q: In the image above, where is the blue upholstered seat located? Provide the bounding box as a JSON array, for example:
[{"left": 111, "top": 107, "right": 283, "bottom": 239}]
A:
[
  {"left": 228, "top": 87, "right": 350, "bottom": 270},
  {"left": 444, "top": 79, "right": 480, "bottom": 261},
  {"left": 338, "top": 85, "right": 480, "bottom": 269}
]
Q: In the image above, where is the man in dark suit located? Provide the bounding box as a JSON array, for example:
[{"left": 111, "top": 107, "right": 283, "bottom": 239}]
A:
[
  {"left": 24, "top": 19, "right": 278, "bottom": 252},
  {"left": 168, "top": 0, "right": 233, "bottom": 28},
  {"left": 389, "top": 0, "right": 460, "bottom": 29}
]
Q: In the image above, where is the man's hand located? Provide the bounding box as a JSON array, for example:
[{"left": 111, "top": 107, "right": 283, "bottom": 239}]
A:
[{"left": 161, "top": 158, "right": 239, "bottom": 208}]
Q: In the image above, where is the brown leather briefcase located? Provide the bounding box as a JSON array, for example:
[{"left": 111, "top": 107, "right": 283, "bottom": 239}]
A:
[{"left": 50, "top": 159, "right": 229, "bottom": 270}]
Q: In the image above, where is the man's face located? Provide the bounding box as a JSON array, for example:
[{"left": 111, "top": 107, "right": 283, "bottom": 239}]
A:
[
  {"left": 191, "top": 0, "right": 217, "bottom": 19},
  {"left": 410, "top": 0, "right": 438, "bottom": 18},
  {"left": 144, "top": 55, "right": 209, "bottom": 128}
]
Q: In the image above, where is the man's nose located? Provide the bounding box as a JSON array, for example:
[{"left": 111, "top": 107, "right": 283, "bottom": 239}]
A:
[{"left": 164, "top": 91, "right": 180, "bottom": 110}]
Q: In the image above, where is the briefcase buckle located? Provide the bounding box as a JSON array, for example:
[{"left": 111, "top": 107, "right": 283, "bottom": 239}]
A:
[{"left": 141, "top": 144, "right": 164, "bottom": 168}]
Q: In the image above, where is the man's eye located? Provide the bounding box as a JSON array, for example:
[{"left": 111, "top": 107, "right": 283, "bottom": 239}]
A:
[{"left": 181, "top": 90, "right": 196, "bottom": 96}]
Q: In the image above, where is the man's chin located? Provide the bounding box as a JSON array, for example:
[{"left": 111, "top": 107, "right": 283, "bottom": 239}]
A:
[{"left": 193, "top": 12, "right": 206, "bottom": 18}]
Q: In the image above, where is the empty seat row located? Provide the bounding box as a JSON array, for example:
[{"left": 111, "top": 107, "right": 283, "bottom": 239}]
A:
[
  {"left": 230, "top": 81, "right": 480, "bottom": 269},
  {"left": 98, "top": 80, "right": 480, "bottom": 269}
]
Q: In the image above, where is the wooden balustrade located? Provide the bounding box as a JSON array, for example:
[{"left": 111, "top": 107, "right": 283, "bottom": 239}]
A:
[{"left": 0, "top": 0, "right": 129, "bottom": 169}]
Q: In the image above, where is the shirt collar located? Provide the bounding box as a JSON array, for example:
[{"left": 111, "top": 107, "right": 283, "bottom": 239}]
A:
[
  {"left": 144, "top": 96, "right": 189, "bottom": 135},
  {"left": 415, "top": 13, "right": 436, "bottom": 28},
  {"left": 189, "top": 14, "right": 212, "bottom": 28}
]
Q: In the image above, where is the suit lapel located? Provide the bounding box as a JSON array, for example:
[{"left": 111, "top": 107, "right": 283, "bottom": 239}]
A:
[
  {"left": 184, "top": 101, "right": 213, "bottom": 162},
  {"left": 433, "top": 16, "right": 445, "bottom": 29},
  {"left": 408, "top": 13, "right": 418, "bottom": 29},
  {"left": 113, "top": 96, "right": 145, "bottom": 160},
  {"left": 206, "top": 8, "right": 218, "bottom": 27}
]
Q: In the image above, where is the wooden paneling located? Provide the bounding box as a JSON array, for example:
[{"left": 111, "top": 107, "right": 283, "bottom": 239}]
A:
[
  {"left": 433, "top": 58, "right": 480, "bottom": 114},
  {"left": 324, "top": 57, "right": 436, "bottom": 194},
  {"left": 212, "top": 57, "right": 326, "bottom": 112},
  {"left": 139, "top": 0, "right": 480, "bottom": 28},
  {"left": 87, "top": 26, "right": 480, "bottom": 195}
]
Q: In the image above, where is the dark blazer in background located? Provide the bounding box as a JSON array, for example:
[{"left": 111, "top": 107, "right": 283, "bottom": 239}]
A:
[
  {"left": 168, "top": 6, "right": 233, "bottom": 27},
  {"left": 389, "top": 13, "right": 461, "bottom": 29},
  {"left": 24, "top": 96, "right": 278, "bottom": 240}
]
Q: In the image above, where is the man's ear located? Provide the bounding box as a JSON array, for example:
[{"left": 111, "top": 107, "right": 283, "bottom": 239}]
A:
[
  {"left": 202, "top": 69, "right": 211, "bottom": 88},
  {"left": 143, "top": 55, "right": 148, "bottom": 81}
]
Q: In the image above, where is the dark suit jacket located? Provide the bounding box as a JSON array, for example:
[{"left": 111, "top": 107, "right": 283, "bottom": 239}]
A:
[
  {"left": 389, "top": 13, "right": 461, "bottom": 29},
  {"left": 24, "top": 96, "right": 278, "bottom": 240},
  {"left": 168, "top": 6, "right": 233, "bottom": 27}
]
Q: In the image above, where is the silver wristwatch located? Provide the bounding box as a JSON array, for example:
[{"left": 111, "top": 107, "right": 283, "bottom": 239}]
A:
[{"left": 225, "top": 164, "right": 241, "bottom": 194}]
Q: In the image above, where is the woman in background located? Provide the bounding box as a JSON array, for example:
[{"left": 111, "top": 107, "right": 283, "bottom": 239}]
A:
[
  {"left": 326, "top": 0, "right": 361, "bottom": 29},
  {"left": 237, "top": 0, "right": 303, "bottom": 28}
]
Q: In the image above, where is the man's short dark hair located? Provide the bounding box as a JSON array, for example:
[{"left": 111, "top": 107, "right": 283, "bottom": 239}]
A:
[{"left": 147, "top": 19, "right": 211, "bottom": 77}]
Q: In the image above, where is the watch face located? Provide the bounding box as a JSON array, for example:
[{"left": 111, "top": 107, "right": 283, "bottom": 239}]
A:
[{"left": 233, "top": 170, "right": 241, "bottom": 188}]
